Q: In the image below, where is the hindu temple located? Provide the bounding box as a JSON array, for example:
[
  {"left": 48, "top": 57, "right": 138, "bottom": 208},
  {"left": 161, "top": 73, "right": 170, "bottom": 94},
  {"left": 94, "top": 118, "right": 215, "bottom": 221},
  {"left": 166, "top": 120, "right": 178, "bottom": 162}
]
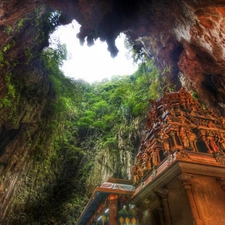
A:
[{"left": 77, "top": 88, "right": 225, "bottom": 225}]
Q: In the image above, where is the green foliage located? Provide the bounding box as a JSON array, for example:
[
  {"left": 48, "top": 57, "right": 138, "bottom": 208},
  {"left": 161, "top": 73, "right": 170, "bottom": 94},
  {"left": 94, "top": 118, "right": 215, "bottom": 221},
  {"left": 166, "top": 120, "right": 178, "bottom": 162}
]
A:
[
  {"left": 41, "top": 44, "right": 72, "bottom": 103},
  {"left": 3, "top": 43, "right": 12, "bottom": 52},
  {"left": 24, "top": 47, "right": 33, "bottom": 64},
  {"left": 5, "top": 74, "right": 15, "bottom": 98},
  {"left": 72, "top": 58, "right": 163, "bottom": 148},
  {"left": 77, "top": 116, "right": 94, "bottom": 129},
  {"left": 0, "top": 73, "right": 16, "bottom": 108},
  {"left": 0, "top": 41, "right": 16, "bottom": 67},
  {"left": 93, "top": 120, "right": 106, "bottom": 131},
  {"left": 84, "top": 110, "right": 96, "bottom": 118},
  {"left": 42, "top": 43, "right": 67, "bottom": 70},
  {"left": 132, "top": 101, "right": 149, "bottom": 116},
  {"left": 191, "top": 91, "right": 198, "bottom": 100},
  {"left": 92, "top": 100, "right": 109, "bottom": 116},
  {"left": 124, "top": 37, "right": 147, "bottom": 64},
  {"left": 4, "top": 25, "right": 13, "bottom": 35},
  {"left": 5, "top": 26, "right": 164, "bottom": 224},
  {"left": 17, "top": 18, "right": 28, "bottom": 28},
  {"left": 0, "top": 51, "right": 4, "bottom": 66},
  {"left": 103, "top": 137, "right": 117, "bottom": 148},
  {"left": 4, "top": 18, "right": 28, "bottom": 35},
  {"left": 45, "top": 11, "right": 61, "bottom": 34}
]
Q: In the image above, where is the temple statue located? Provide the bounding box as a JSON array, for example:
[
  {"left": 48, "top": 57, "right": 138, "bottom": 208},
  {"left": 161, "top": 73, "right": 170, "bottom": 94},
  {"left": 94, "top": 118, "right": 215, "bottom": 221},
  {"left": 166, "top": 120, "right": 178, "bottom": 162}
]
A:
[{"left": 132, "top": 87, "right": 225, "bottom": 183}]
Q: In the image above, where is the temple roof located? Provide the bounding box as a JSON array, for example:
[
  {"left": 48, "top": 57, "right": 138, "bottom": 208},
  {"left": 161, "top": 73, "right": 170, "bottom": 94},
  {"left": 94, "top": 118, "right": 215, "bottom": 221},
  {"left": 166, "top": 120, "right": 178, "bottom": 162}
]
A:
[
  {"left": 96, "top": 178, "right": 134, "bottom": 193},
  {"left": 76, "top": 178, "right": 134, "bottom": 225}
]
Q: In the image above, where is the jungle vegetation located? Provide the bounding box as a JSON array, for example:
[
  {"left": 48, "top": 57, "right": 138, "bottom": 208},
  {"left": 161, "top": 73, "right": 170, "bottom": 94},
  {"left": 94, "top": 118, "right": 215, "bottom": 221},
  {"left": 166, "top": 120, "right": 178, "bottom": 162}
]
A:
[
  {"left": 2, "top": 11, "right": 164, "bottom": 224},
  {"left": 18, "top": 41, "right": 163, "bottom": 224},
  {"left": 34, "top": 43, "right": 163, "bottom": 224}
]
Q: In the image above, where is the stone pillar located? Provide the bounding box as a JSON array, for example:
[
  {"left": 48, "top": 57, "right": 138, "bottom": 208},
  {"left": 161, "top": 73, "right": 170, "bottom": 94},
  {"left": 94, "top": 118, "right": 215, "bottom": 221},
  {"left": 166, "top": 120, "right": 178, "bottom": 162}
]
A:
[
  {"left": 157, "top": 188, "right": 172, "bottom": 225},
  {"left": 157, "top": 207, "right": 165, "bottom": 225},
  {"left": 178, "top": 173, "right": 203, "bottom": 225},
  {"left": 108, "top": 194, "right": 118, "bottom": 225}
]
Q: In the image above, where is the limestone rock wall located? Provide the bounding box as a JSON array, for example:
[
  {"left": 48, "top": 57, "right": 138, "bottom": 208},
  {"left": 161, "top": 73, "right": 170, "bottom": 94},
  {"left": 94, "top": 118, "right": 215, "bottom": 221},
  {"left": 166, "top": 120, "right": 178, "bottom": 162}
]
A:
[
  {"left": 0, "top": 4, "right": 55, "bottom": 222},
  {"left": 86, "top": 117, "right": 145, "bottom": 195},
  {"left": 131, "top": 0, "right": 225, "bottom": 115}
]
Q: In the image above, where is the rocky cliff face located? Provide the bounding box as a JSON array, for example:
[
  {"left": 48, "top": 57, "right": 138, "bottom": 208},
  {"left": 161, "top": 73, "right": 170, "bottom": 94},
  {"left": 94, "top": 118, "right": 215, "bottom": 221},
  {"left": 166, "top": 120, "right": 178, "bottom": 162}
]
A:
[
  {"left": 86, "top": 117, "right": 144, "bottom": 195},
  {"left": 0, "top": 4, "right": 54, "bottom": 221},
  {"left": 1, "top": 0, "right": 225, "bottom": 223}
]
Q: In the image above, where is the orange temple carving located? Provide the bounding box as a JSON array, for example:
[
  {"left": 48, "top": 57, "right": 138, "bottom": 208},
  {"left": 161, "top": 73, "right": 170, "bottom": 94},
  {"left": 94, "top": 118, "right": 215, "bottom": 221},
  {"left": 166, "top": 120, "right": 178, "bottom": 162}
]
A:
[{"left": 132, "top": 88, "right": 225, "bottom": 184}]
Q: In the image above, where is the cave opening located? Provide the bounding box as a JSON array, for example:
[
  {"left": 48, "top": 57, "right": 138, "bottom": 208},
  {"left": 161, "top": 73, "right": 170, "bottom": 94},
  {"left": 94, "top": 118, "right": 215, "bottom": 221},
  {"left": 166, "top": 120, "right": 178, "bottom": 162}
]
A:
[{"left": 48, "top": 19, "right": 138, "bottom": 83}]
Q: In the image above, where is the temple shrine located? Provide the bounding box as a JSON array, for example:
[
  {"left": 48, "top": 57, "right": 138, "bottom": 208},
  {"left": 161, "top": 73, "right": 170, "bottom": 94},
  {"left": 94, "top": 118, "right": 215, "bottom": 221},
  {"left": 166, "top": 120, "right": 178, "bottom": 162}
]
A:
[{"left": 77, "top": 88, "right": 225, "bottom": 225}]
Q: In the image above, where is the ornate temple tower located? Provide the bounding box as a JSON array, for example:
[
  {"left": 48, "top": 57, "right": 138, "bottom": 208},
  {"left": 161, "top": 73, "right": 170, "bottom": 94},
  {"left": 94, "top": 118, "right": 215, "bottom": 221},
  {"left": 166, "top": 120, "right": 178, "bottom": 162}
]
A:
[
  {"left": 77, "top": 88, "right": 225, "bottom": 225},
  {"left": 131, "top": 88, "right": 225, "bottom": 225}
]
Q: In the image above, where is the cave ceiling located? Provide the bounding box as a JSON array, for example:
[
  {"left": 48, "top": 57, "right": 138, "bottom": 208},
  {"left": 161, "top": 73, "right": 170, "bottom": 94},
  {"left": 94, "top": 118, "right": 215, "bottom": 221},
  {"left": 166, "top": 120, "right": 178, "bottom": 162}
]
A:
[{"left": 1, "top": 0, "right": 225, "bottom": 114}]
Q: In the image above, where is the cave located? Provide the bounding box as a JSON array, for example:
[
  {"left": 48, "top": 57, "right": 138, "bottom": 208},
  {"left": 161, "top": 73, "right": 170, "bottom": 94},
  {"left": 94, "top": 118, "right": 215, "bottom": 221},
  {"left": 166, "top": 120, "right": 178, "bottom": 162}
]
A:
[{"left": 1, "top": 0, "right": 225, "bottom": 224}]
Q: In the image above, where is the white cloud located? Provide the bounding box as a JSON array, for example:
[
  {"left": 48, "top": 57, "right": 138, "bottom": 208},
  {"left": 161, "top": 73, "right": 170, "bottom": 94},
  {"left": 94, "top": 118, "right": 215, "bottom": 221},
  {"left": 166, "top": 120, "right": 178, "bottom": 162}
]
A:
[{"left": 50, "top": 20, "right": 137, "bottom": 83}]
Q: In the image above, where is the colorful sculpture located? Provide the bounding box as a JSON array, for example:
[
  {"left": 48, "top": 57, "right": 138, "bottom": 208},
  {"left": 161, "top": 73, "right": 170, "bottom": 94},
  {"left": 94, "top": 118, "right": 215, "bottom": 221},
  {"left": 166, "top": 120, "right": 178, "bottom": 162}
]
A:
[{"left": 132, "top": 87, "right": 225, "bottom": 184}]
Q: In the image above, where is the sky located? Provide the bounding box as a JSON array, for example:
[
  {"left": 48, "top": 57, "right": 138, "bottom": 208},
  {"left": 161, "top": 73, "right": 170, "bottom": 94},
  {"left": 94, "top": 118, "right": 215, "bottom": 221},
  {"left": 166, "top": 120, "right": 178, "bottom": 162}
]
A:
[{"left": 50, "top": 20, "right": 138, "bottom": 83}]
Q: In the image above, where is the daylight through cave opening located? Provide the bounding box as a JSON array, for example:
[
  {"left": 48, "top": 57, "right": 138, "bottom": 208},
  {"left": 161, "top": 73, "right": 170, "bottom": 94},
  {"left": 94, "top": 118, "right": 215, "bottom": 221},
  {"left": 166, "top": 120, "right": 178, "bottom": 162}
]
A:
[{"left": 49, "top": 19, "right": 139, "bottom": 83}]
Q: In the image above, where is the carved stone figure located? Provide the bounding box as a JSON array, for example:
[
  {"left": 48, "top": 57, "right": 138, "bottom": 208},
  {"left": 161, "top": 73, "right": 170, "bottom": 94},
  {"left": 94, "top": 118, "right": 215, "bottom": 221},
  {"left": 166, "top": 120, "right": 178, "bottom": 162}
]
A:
[
  {"left": 186, "top": 129, "right": 198, "bottom": 152},
  {"left": 167, "top": 151, "right": 174, "bottom": 165},
  {"left": 179, "top": 127, "right": 189, "bottom": 148},
  {"left": 151, "top": 150, "right": 158, "bottom": 166},
  {"left": 158, "top": 131, "right": 170, "bottom": 152},
  {"left": 208, "top": 135, "right": 220, "bottom": 153},
  {"left": 137, "top": 166, "right": 144, "bottom": 179},
  {"left": 164, "top": 139, "right": 170, "bottom": 152},
  {"left": 142, "top": 152, "right": 151, "bottom": 171},
  {"left": 131, "top": 165, "right": 139, "bottom": 184},
  {"left": 208, "top": 120, "right": 216, "bottom": 128},
  {"left": 202, "top": 135, "right": 213, "bottom": 154},
  {"left": 221, "top": 117, "right": 225, "bottom": 129}
]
